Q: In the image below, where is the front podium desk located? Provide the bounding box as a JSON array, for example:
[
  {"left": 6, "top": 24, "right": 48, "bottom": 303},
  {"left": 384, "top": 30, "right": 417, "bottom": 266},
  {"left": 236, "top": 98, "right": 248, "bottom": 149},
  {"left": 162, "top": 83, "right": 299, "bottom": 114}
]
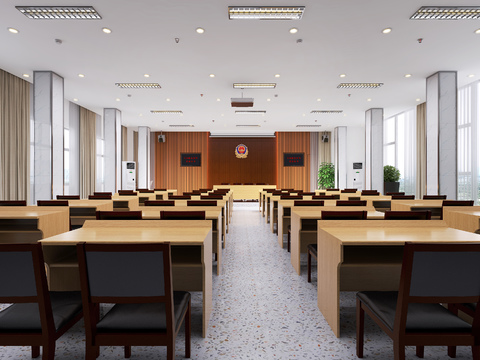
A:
[{"left": 40, "top": 220, "right": 213, "bottom": 337}]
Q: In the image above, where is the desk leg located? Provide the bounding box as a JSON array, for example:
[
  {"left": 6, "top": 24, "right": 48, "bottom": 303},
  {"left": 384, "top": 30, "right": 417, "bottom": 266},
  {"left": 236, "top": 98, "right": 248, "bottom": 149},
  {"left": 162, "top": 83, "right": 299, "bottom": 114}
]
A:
[
  {"left": 202, "top": 234, "right": 213, "bottom": 338},
  {"left": 291, "top": 212, "right": 301, "bottom": 275},
  {"left": 216, "top": 215, "right": 222, "bottom": 276},
  {"left": 277, "top": 211, "right": 284, "bottom": 248},
  {"left": 317, "top": 229, "right": 342, "bottom": 338}
]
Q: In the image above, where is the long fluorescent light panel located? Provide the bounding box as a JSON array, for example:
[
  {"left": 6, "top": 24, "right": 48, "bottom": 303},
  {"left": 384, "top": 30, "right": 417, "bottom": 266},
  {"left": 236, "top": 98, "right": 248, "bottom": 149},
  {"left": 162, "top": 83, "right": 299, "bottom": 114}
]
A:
[
  {"left": 16, "top": 6, "right": 102, "bottom": 19},
  {"left": 228, "top": 6, "right": 305, "bottom": 20},
  {"left": 411, "top": 6, "right": 480, "bottom": 20}
]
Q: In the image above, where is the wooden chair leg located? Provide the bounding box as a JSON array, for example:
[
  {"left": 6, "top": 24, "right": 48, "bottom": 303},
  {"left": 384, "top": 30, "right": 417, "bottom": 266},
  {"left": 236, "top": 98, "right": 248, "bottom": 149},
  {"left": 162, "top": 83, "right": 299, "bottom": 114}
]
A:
[
  {"left": 416, "top": 346, "right": 424, "bottom": 358},
  {"left": 472, "top": 345, "right": 480, "bottom": 360},
  {"left": 85, "top": 345, "right": 97, "bottom": 360},
  {"left": 307, "top": 250, "right": 312, "bottom": 283},
  {"left": 32, "top": 346, "right": 40, "bottom": 358},
  {"left": 185, "top": 299, "right": 191, "bottom": 358},
  {"left": 42, "top": 341, "right": 56, "bottom": 360},
  {"left": 287, "top": 229, "right": 291, "bottom": 252},
  {"left": 448, "top": 346, "right": 457, "bottom": 358},
  {"left": 393, "top": 340, "right": 406, "bottom": 360},
  {"left": 124, "top": 346, "right": 131, "bottom": 358},
  {"left": 356, "top": 298, "right": 364, "bottom": 358},
  {"left": 167, "top": 342, "right": 175, "bottom": 360}
]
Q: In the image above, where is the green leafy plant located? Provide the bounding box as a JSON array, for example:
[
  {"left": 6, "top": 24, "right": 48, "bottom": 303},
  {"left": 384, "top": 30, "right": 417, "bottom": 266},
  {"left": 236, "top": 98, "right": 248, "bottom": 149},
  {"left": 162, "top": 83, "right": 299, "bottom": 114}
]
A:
[
  {"left": 384, "top": 165, "right": 400, "bottom": 182},
  {"left": 318, "top": 162, "right": 335, "bottom": 189}
]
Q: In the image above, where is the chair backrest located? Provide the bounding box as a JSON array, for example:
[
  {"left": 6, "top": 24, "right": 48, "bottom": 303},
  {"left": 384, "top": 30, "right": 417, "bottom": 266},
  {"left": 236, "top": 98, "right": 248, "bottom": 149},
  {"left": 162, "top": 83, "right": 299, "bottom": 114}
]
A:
[
  {"left": 265, "top": 189, "right": 276, "bottom": 193},
  {"left": 37, "top": 200, "right": 68, "bottom": 206},
  {"left": 312, "top": 195, "right": 336, "bottom": 200},
  {"left": 160, "top": 211, "right": 206, "bottom": 220},
  {"left": 137, "top": 189, "right": 154, "bottom": 193},
  {"left": 244, "top": 183, "right": 254, "bottom": 185},
  {"left": 0, "top": 200, "right": 27, "bottom": 206},
  {"left": 96, "top": 211, "right": 143, "bottom": 220},
  {"left": 118, "top": 190, "right": 137, "bottom": 196},
  {"left": 391, "top": 195, "right": 415, "bottom": 200},
  {"left": 199, "top": 189, "right": 212, "bottom": 193},
  {"left": 336, "top": 200, "right": 367, "bottom": 206},
  {"left": 386, "top": 192, "right": 405, "bottom": 196},
  {"left": 293, "top": 200, "right": 324, "bottom": 206},
  {"left": 282, "top": 188, "right": 294, "bottom": 192},
  {"left": 57, "top": 195, "right": 80, "bottom": 200},
  {"left": 348, "top": 196, "right": 361, "bottom": 201},
  {"left": 154, "top": 188, "right": 167, "bottom": 191},
  {"left": 384, "top": 210, "right": 432, "bottom": 220},
  {"left": 321, "top": 211, "right": 368, "bottom": 220},
  {"left": 326, "top": 188, "right": 339, "bottom": 191},
  {"left": 201, "top": 194, "right": 223, "bottom": 200},
  {"left": 361, "top": 190, "right": 380, "bottom": 196},
  {"left": 144, "top": 200, "right": 175, "bottom": 206},
  {"left": 280, "top": 195, "right": 303, "bottom": 200},
  {"left": 88, "top": 194, "right": 112, "bottom": 200},
  {"left": 442, "top": 200, "right": 474, "bottom": 207},
  {"left": 341, "top": 188, "right": 357, "bottom": 193},
  {"left": 298, "top": 192, "right": 315, "bottom": 196},
  {"left": 168, "top": 195, "right": 191, "bottom": 199},
  {"left": 187, "top": 200, "right": 217, "bottom": 206},
  {"left": 94, "top": 192, "right": 112, "bottom": 196},
  {"left": 423, "top": 195, "right": 447, "bottom": 200}
]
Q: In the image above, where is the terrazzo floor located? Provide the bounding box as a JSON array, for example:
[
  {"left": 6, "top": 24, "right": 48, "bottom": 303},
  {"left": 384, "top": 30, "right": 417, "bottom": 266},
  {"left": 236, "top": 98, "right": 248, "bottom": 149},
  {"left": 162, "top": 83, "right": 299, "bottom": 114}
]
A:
[{"left": 0, "top": 202, "right": 475, "bottom": 359}]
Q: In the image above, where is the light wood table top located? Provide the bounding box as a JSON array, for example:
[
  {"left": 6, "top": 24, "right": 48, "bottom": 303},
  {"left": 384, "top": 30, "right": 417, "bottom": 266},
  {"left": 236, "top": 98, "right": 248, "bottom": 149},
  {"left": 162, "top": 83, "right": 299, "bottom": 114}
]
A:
[
  {"left": 443, "top": 207, "right": 480, "bottom": 233},
  {"left": 390, "top": 199, "right": 443, "bottom": 211},
  {"left": 317, "top": 224, "right": 480, "bottom": 337},
  {"left": 67, "top": 199, "right": 113, "bottom": 211},
  {"left": 0, "top": 208, "right": 69, "bottom": 238}
]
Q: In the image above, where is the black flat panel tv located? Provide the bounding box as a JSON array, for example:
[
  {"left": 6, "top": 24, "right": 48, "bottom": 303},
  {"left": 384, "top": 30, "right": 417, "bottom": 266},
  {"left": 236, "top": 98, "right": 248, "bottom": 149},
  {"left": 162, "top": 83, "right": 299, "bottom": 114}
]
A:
[
  {"left": 181, "top": 153, "right": 201, "bottom": 167},
  {"left": 284, "top": 153, "right": 304, "bottom": 167}
]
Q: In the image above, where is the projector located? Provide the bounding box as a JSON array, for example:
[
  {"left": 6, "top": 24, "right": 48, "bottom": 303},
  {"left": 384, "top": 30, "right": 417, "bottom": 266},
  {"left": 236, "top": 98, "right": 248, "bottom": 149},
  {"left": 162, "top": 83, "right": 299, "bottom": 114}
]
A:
[{"left": 231, "top": 98, "right": 254, "bottom": 107}]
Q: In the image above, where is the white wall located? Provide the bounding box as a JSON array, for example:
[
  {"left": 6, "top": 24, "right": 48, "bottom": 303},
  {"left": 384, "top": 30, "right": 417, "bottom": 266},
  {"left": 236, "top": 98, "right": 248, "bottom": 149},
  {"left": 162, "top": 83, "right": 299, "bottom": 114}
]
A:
[{"left": 346, "top": 126, "right": 366, "bottom": 190}]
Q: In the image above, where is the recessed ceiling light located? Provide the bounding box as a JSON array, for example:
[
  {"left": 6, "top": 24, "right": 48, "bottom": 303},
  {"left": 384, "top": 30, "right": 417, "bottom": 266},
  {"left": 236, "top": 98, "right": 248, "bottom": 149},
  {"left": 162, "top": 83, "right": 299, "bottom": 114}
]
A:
[
  {"left": 289, "top": 27, "right": 298, "bottom": 34},
  {"left": 8, "top": 27, "right": 19, "bottom": 34},
  {"left": 144, "top": 74, "right": 150, "bottom": 78},
  {"left": 475, "top": 28, "right": 480, "bottom": 34},
  {"left": 302, "top": 113, "right": 306, "bottom": 116},
  {"left": 411, "top": 6, "right": 480, "bottom": 20},
  {"left": 16, "top": 6, "right": 102, "bottom": 19},
  {"left": 22, "top": 74, "right": 30, "bottom": 78},
  {"left": 267, "top": 98, "right": 271, "bottom": 102},
  {"left": 311, "top": 110, "right": 343, "bottom": 114},
  {"left": 337, "top": 83, "right": 383, "bottom": 89},
  {"left": 139, "top": 113, "right": 143, "bottom": 116},
  {"left": 405, "top": 74, "right": 412, "bottom": 78},
  {"left": 209, "top": 74, "right": 215, "bottom": 78},
  {"left": 115, "top": 83, "right": 161, "bottom": 89},
  {"left": 317, "top": 98, "right": 321, "bottom": 102},
  {"left": 73, "top": 98, "right": 78, "bottom": 102},
  {"left": 275, "top": 74, "right": 280, "bottom": 78},
  {"left": 217, "top": 98, "right": 221, "bottom": 101},
  {"left": 196, "top": 27, "right": 205, "bottom": 34},
  {"left": 166, "top": 98, "right": 171, "bottom": 102},
  {"left": 468, "top": 74, "right": 475, "bottom": 78},
  {"left": 339, "top": 74, "right": 346, "bottom": 78},
  {"left": 228, "top": 6, "right": 305, "bottom": 20},
  {"left": 382, "top": 28, "right": 392, "bottom": 34},
  {"left": 235, "top": 110, "right": 266, "bottom": 115},
  {"left": 115, "top": 98, "right": 120, "bottom": 102},
  {"left": 151, "top": 110, "right": 183, "bottom": 114},
  {"left": 233, "top": 83, "right": 276, "bottom": 89},
  {"left": 102, "top": 27, "right": 111, "bottom": 34},
  {"left": 367, "top": 98, "right": 372, "bottom": 102},
  {"left": 78, "top": 74, "right": 85, "bottom": 78}
]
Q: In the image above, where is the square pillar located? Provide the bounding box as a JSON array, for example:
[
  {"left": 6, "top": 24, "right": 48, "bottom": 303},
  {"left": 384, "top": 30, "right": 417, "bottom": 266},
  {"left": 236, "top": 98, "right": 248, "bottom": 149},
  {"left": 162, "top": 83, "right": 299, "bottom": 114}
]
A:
[{"left": 365, "top": 108, "right": 383, "bottom": 191}]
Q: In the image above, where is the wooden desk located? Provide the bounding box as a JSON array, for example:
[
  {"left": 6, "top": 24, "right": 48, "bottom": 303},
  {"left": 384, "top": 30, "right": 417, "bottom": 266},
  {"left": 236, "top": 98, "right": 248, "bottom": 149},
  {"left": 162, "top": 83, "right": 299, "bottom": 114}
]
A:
[
  {"left": 390, "top": 199, "right": 443, "bottom": 211},
  {"left": 443, "top": 207, "right": 480, "bottom": 232},
  {"left": 213, "top": 184, "right": 275, "bottom": 201},
  {"left": 153, "top": 189, "right": 178, "bottom": 200},
  {"left": 66, "top": 199, "right": 113, "bottom": 228},
  {"left": 112, "top": 197, "right": 139, "bottom": 211},
  {"left": 269, "top": 195, "right": 313, "bottom": 234},
  {"left": 290, "top": 207, "right": 381, "bottom": 275},
  {"left": 142, "top": 207, "right": 223, "bottom": 275},
  {"left": 0, "top": 208, "right": 69, "bottom": 241},
  {"left": 317, "top": 223, "right": 480, "bottom": 337},
  {"left": 39, "top": 220, "right": 212, "bottom": 337}
]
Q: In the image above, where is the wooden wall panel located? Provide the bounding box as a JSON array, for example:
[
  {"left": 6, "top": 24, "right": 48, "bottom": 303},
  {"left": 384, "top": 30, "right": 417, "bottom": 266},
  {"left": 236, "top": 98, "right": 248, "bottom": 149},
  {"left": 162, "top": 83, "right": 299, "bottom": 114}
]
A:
[
  {"left": 276, "top": 132, "right": 310, "bottom": 190},
  {"left": 208, "top": 137, "right": 276, "bottom": 187},
  {"left": 154, "top": 132, "right": 208, "bottom": 194}
]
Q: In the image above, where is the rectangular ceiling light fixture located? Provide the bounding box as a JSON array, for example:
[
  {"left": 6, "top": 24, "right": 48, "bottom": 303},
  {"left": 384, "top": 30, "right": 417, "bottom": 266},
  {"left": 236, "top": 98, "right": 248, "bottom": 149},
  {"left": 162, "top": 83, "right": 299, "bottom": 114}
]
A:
[
  {"left": 310, "top": 110, "right": 343, "bottom": 114},
  {"left": 150, "top": 110, "right": 183, "bottom": 114},
  {"left": 337, "top": 83, "right": 383, "bottom": 89},
  {"left": 169, "top": 124, "right": 194, "bottom": 127},
  {"left": 235, "top": 110, "right": 266, "bottom": 114},
  {"left": 233, "top": 83, "right": 276, "bottom": 89},
  {"left": 116, "top": 83, "right": 161, "bottom": 89},
  {"left": 228, "top": 6, "right": 305, "bottom": 20},
  {"left": 16, "top": 6, "right": 102, "bottom": 19},
  {"left": 296, "top": 125, "right": 322, "bottom": 127},
  {"left": 411, "top": 6, "right": 480, "bottom": 20}
]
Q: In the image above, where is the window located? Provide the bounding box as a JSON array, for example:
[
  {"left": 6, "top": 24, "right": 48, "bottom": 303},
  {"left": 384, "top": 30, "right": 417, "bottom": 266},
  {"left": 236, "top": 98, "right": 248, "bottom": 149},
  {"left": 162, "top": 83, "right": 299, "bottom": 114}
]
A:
[
  {"left": 96, "top": 116, "right": 105, "bottom": 192},
  {"left": 64, "top": 128, "right": 69, "bottom": 194}
]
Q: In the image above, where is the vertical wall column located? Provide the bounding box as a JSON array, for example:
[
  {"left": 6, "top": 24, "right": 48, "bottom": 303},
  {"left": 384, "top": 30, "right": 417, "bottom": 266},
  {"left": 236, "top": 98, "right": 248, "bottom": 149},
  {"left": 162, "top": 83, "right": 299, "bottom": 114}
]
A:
[
  {"left": 137, "top": 126, "right": 151, "bottom": 189},
  {"left": 426, "top": 71, "right": 457, "bottom": 198},
  {"left": 33, "top": 71, "right": 64, "bottom": 201},
  {"left": 333, "top": 127, "right": 347, "bottom": 189},
  {"left": 104, "top": 108, "right": 122, "bottom": 193},
  {"left": 365, "top": 108, "right": 383, "bottom": 191}
]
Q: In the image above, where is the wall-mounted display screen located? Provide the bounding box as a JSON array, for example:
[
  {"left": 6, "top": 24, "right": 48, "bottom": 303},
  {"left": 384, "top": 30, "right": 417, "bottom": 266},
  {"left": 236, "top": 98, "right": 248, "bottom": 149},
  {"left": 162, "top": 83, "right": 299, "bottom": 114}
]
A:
[
  {"left": 284, "top": 153, "right": 304, "bottom": 167},
  {"left": 181, "top": 153, "right": 201, "bottom": 167}
]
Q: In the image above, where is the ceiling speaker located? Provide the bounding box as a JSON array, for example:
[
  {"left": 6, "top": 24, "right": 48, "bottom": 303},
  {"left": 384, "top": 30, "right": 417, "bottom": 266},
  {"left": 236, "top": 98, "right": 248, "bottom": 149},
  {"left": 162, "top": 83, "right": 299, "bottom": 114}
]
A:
[{"left": 231, "top": 98, "right": 254, "bottom": 107}]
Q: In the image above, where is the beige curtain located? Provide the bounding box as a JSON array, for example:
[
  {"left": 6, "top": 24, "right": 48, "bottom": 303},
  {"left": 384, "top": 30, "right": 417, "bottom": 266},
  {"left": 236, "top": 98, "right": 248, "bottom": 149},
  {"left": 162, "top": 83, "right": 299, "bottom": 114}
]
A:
[
  {"left": 416, "top": 103, "right": 427, "bottom": 198},
  {"left": 133, "top": 131, "right": 138, "bottom": 186},
  {"left": 80, "top": 107, "right": 96, "bottom": 198},
  {"left": 319, "top": 131, "right": 332, "bottom": 163},
  {"left": 0, "top": 69, "right": 30, "bottom": 200},
  {"left": 121, "top": 126, "right": 127, "bottom": 161}
]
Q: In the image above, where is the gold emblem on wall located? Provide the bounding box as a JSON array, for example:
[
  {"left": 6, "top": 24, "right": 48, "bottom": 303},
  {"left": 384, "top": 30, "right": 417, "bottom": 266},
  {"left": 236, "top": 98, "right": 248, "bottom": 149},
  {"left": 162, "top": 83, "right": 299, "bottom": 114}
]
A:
[{"left": 235, "top": 144, "right": 248, "bottom": 159}]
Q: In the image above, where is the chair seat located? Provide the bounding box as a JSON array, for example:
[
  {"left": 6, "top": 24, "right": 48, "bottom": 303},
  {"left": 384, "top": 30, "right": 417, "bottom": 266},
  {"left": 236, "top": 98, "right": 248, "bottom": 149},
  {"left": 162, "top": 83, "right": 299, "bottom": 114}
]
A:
[
  {"left": 357, "top": 291, "right": 472, "bottom": 333},
  {"left": 97, "top": 291, "right": 191, "bottom": 333},
  {"left": 0, "top": 291, "right": 82, "bottom": 333},
  {"left": 307, "top": 244, "right": 317, "bottom": 257}
]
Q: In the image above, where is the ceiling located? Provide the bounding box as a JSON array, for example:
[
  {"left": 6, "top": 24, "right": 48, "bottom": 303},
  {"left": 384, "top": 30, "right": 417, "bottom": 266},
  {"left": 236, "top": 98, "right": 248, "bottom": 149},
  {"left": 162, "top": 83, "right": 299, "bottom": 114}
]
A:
[{"left": 2, "top": 0, "right": 480, "bottom": 134}]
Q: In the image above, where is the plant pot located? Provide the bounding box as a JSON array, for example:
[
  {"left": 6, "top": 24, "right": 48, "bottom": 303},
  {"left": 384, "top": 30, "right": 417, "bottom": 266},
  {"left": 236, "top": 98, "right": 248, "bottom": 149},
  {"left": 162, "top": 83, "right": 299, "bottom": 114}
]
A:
[{"left": 384, "top": 181, "right": 400, "bottom": 194}]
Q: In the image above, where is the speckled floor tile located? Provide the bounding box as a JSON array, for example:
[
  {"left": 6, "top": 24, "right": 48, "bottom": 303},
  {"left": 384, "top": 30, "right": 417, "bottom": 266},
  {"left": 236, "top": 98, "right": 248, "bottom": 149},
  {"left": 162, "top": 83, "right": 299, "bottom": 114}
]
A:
[{"left": 0, "top": 202, "right": 475, "bottom": 359}]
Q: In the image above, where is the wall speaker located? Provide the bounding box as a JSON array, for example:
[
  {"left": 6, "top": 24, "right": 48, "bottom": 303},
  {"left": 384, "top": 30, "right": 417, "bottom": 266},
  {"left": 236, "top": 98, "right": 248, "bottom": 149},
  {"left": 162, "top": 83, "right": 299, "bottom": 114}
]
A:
[
  {"left": 322, "top": 134, "right": 329, "bottom": 143},
  {"left": 158, "top": 134, "right": 165, "bottom": 143}
]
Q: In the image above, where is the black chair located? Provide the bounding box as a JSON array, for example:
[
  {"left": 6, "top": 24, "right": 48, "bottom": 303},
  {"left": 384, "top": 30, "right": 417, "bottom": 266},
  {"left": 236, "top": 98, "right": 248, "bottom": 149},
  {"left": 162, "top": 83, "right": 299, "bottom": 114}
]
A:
[
  {"left": 391, "top": 195, "right": 415, "bottom": 200},
  {"left": 0, "top": 243, "right": 83, "bottom": 359},
  {"left": 37, "top": 200, "right": 69, "bottom": 206},
  {"left": 144, "top": 200, "right": 175, "bottom": 206},
  {"left": 357, "top": 243, "right": 480, "bottom": 359},
  {"left": 77, "top": 242, "right": 191, "bottom": 360},
  {"left": 154, "top": 188, "right": 167, "bottom": 191},
  {"left": 88, "top": 195, "right": 112, "bottom": 200},
  {"left": 336, "top": 200, "right": 367, "bottom": 206},
  {"left": 168, "top": 195, "right": 191, "bottom": 200},
  {"left": 386, "top": 192, "right": 405, "bottom": 196},
  {"left": 0, "top": 200, "right": 27, "bottom": 206},
  {"left": 361, "top": 190, "right": 380, "bottom": 196},
  {"left": 307, "top": 210, "right": 368, "bottom": 283},
  {"left": 187, "top": 200, "right": 217, "bottom": 207},
  {"left": 384, "top": 210, "right": 432, "bottom": 220},
  {"left": 137, "top": 189, "right": 154, "bottom": 193},
  {"left": 280, "top": 195, "right": 303, "bottom": 200},
  {"left": 341, "top": 188, "right": 357, "bottom": 193},
  {"left": 326, "top": 188, "right": 339, "bottom": 191},
  {"left": 423, "top": 195, "right": 447, "bottom": 200},
  {"left": 160, "top": 211, "right": 206, "bottom": 220},
  {"left": 118, "top": 190, "right": 137, "bottom": 196},
  {"left": 293, "top": 200, "right": 324, "bottom": 206},
  {"left": 94, "top": 192, "right": 112, "bottom": 196},
  {"left": 96, "top": 211, "right": 142, "bottom": 220},
  {"left": 348, "top": 197, "right": 361, "bottom": 201},
  {"left": 298, "top": 192, "right": 315, "bottom": 196},
  {"left": 201, "top": 195, "right": 223, "bottom": 200},
  {"left": 56, "top": 195, "right": 80, "bottom": 200},
  {"left": 312, "top": 195, "right": 336, "bottom": 200}
]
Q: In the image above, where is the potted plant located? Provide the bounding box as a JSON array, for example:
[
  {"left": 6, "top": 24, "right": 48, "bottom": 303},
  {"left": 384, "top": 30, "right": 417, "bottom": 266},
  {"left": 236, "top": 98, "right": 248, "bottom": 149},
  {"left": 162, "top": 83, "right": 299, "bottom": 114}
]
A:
[
  {"left": 384, "top": 165, "right": 400, "bottom": 194},
  {"left": 318, "top": 162, "right": 335, "bottom": 189}
]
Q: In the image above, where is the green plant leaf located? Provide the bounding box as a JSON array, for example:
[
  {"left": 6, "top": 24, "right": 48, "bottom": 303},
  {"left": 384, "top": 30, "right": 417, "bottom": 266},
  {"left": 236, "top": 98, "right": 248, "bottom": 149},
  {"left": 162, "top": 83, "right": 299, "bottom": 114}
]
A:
[{"left": 318, "top": 162, "right": 335, "bottom": 189}]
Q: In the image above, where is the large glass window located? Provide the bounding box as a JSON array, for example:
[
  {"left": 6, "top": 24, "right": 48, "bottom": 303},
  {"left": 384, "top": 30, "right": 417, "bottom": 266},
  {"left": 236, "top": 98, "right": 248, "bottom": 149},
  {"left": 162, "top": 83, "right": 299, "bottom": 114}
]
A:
[
  {"left": 96, "top": 116, "right": 105, "bottom": 192},
  {"left": 64, "top": 128, "right": 69, "bottom": 194}
]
